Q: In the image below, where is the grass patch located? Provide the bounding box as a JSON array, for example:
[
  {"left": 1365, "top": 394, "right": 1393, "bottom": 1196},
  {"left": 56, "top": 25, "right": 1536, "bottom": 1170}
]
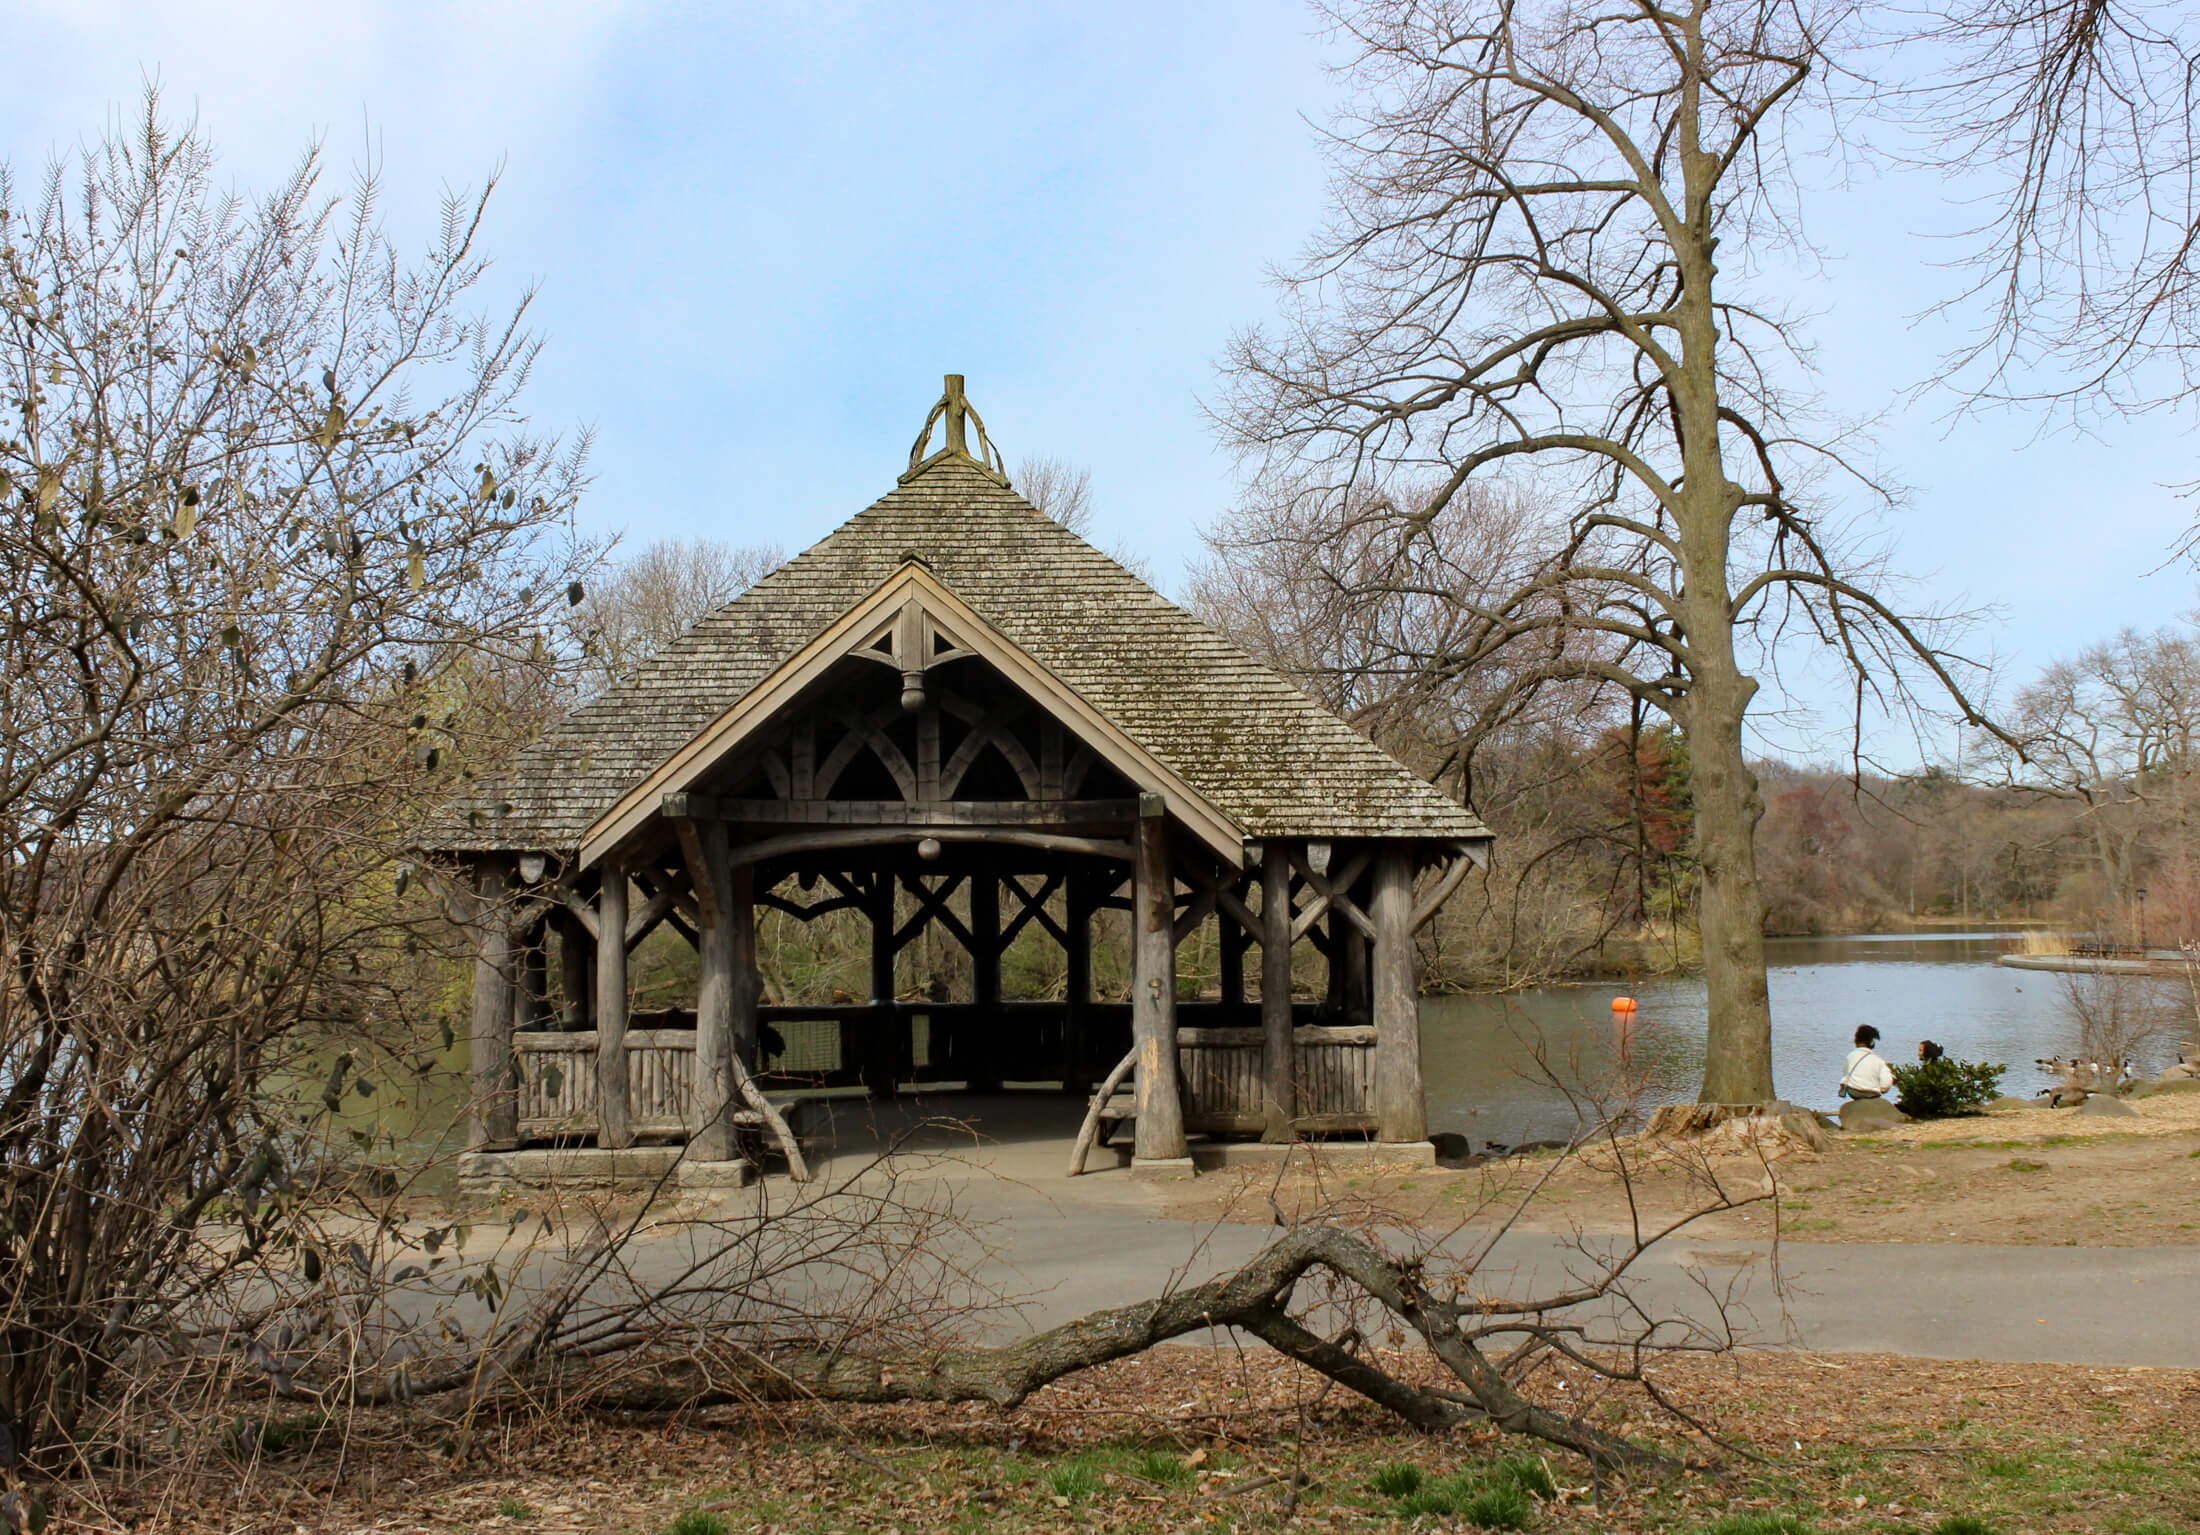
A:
[
  {"left": 662, "top": 1514, "right": 729, "bottom": 1535},
  {"left": 496, "top": 1495, "right": 533, "bottom": 1520},
  {"left": 1128, "top": 1448, "right": 1193, "bottom": 1487},
  {"left": 1458, "top": 1482, "right": 1535, "bottom": 1528},
  {"left": 2006, "top": 1158, "right": 2049, "bottom": 1172},
  {"left": 1370, "top": 1462, "right": 1424, "bottom": 1497},
  {"left": 1931, "top": 1517, "right": 1997, "bottom": 1535},
  {"left": 1045, "top": 1460, "right": 1102, "bottom": 1501},
  {"left": 1698, "top": 1516, "right": 1813, "bottom": 1535},
  {"left": 1497, "top": 1454, "right": 1557, "bottom": 1499},
  {"left": 1386, "top": 1455, "right": 1549, "bottom": 1526}
]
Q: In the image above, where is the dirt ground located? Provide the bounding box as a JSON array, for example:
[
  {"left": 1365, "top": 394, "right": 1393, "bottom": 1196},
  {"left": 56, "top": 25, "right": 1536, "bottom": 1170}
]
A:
[
  {"left": 1166, "top": 1097, "right": 2200, "bottom": 1247},
  {"left": 45, "top": 1349, "right": 2200, "bottom": 1534}
]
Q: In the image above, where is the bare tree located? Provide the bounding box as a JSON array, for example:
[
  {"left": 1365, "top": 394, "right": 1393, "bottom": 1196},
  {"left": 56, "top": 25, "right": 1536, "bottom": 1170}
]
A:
[
  {"left": 1989, "top": 623, "right": 2200, "bottom": 934},
  {"left": 1191, "top": 482, "right": 1687, "bottom": 984},
  {"left": 1900, "top": 0, "right": 2200, "bottom": 437},
  {"left": 0, "top": 96, "right": 590, "bottom": 1458},
  {"left": 1012, "top": 454, "right": 1096, "bottom": 535},
  {"left": 1217, "top": 0, "right": 2000, "bottom": 1103},
  {"left": 571, "top": 536, "right": 783, "bottom": 690},
  {"left": 2052, "top": 970, "right": 2181, "bottom": 1081}
]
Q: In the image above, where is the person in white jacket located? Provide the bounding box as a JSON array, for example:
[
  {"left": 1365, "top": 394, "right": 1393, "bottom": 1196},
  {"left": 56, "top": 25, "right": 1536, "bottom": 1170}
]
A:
[{"left": 1840, "top": 1025, "right": 1896, "bottom": 1100}]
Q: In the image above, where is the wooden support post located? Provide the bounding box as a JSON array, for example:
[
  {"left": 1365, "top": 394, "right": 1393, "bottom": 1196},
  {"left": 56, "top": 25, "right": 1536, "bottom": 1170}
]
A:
[
  {"left": 596, "top": 860, "right": 632, "bottom": 1150},
  {"left": 1324, "top": 910, "right": 1348, "bottom": 1015},
  {"left": 1260, "top": 841, "right": 1296, "bottom": 1144},
  {"left": 1220, "top": 883, "right": 1249, "bottom": 1015},
  {"left": 468, "top": 860, "right": 519, "bottom": 1151},
  {"left": 1064, "top": 868, "right": 1094, "bottom": 1095},
  {"left": 1371, "top": 845, "right": 1426, "bottom": 1144},
  {"left": 968, "top": 859, "right": 1002, "bottom": 1093},
  {"left": 1342, "top": 921, "right": 1371, "bottom": 1028},
  {"left": 558, "top": 911, "right": 591, "bottom": 1030},
  {"left": 731, "top": 861, "right": 759, "bottom": 1072},
  {"left": 514, "top": 918, "right": 551, "bottom": 1033},
  {"left": 691, "top": 820, "right": 739, "bottom": 1162},
  {"left": 1131, "top": 797, "right": 1187, "bottom": 1163},
  {"left": 864, "top": 871, "right": 899, "bottom": 1098}
]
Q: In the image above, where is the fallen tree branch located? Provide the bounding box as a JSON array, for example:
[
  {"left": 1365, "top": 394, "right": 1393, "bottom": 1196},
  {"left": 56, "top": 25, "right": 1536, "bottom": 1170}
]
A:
[{"left": 486, "top": 1223, "right": 1669, "bottom": 1469}]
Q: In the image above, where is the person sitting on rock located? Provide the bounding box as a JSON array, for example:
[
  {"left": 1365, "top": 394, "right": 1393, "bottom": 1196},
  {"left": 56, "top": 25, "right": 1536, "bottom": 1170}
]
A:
[
  {"left": 1840, "top": 1025, "right": 1896, "bottom": 1100},
  {"left": 1917, "top": 1039, "right": 1945, "bottom": 1063}
]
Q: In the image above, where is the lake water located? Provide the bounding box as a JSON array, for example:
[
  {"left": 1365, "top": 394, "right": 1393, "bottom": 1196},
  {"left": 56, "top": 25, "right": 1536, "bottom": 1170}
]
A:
[{"left": 1417, "top": 932, "right": 2176, "bottom": 1148}]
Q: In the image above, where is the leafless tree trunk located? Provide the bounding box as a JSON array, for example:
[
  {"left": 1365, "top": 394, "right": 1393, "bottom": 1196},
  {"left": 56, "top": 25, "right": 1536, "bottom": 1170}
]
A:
[{"left": 1217, "top": 0, "right": 2002, "bottom": 1101}]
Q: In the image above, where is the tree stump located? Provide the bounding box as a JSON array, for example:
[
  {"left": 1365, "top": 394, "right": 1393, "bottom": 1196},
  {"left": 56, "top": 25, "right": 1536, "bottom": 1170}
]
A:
[{"left": 1643, "top": 1102, "right": 1830, "bottom": 1154}]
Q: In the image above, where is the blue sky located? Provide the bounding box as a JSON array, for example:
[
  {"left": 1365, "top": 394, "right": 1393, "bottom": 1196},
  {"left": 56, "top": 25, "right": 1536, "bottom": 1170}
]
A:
[{"left": 6, "top": 1, "right": 2193, "bottom": 768}]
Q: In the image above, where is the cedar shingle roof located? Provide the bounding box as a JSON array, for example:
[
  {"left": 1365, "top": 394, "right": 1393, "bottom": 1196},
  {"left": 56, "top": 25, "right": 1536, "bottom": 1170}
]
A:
[{"left": 428, "top": 456, "right": 1490, "bottom": 856}]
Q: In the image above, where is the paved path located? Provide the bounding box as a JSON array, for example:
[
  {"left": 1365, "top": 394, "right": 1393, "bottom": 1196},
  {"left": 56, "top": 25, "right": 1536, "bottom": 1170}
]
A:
[{"left": 760, "top": 1095, "right": 2200, "bottom": 1368}]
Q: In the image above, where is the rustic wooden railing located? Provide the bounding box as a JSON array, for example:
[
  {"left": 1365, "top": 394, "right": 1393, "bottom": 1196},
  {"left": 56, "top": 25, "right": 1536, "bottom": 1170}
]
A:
[
  {"left": 514, "top": 1028, "right": 694, "bottom": 1139},
  {"left": 512, "top": 1013, "right": 1379, "bottom": 1145},
  {"left": 1176, "top": 1025, "right": 1377, "bottom": 1134}
]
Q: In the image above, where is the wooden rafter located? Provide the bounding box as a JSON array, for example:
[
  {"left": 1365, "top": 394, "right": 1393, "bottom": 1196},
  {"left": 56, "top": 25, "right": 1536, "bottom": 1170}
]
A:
[
  {"left": 759, "top": 888, "right": 866, "bottom": 922},
  {"left": 1177, "top": 858, "right": 1262, "bottom": 939},
  {"left": 815, "top": 701, "right": 919, "bottom": 801},
  {"left": 1000, "top": 871, "right": 1068, "bottom": 948},
  {"left": 1411, "top": 845, "right": 1481, "bottom": 931},
  {"left": 893, "top": 874, "right": 973, "bottom": 956},
  {"left": 1289, "top": 848, "right": 1376, "bottom": 943},
  {"left": 670, "top": 818, "right": 722, "bottom": 929},
  {"left": 666, "top": 795, "right": 1137, "bottom": 828},
  {"left": 1171, "top": 886, "right": 1217, "bottom": 945},
  {"left": 625, "top": 885, "right": 681, "bottom": 950},
  {"left": 937, "top": 695, "right": 1043, "bottom": 799},
  {"left": 578, "top": 561, "right": 1248, "bottom": 866},
  {"left": 561, "top": 888, "right": 601, "bottom": 941}
]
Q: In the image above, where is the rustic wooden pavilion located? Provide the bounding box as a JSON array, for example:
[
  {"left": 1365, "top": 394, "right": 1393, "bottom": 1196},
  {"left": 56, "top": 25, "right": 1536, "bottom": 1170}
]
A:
[{"left": 430, "top": 378, "right": 1492, "bottom": 1176}]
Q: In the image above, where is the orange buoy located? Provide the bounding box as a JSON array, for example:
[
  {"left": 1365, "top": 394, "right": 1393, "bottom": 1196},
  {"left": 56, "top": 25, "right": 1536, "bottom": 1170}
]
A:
[{"left": 1610, "top": 996, "right": 1638, "bottom": 1014}]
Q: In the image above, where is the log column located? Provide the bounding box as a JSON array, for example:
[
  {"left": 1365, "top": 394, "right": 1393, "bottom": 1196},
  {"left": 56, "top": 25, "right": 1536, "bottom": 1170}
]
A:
[
  {"left": 558, "top": 911, "right": 592, "bottom": 1030},
  {"left": 1341, "top": 916, "right": 1371, "bottom": 1029},
  {"left": 1063, "top": 868, "right": 1095, "bottom": 1095},
  {"left": 691, "top": 820, "right": 739, "bottom": 1162},
  {"left": 468, "top": 859, "right": 519, "bottom": 1151},
  {"left": 1260, "top": 841, "right": 1296, "bottom": 1143},
  {"left": 1131, "top": 796, "right": 1187, "bottom": 1163},
  {"left": 514, "top": 918, "right": 552, "bottom": 1033},
  {"left": 864, "top": 871, "right": 899, "bottom": 1098},
  {"left": 968, "top": 861, "right": 1003, "bottom": 1094},
  {"left": 731, "top": 861, "right": 760, "bottom": 1073},
  {"left": 596, "top": 859, "right": 632, "bottom": 1150},
  {"left": 1371, "top": 844, "right": 1426, "bottom": 1144},
  {"left": 1219, "top": 882, "right": 1249, "bottom": 1019}
]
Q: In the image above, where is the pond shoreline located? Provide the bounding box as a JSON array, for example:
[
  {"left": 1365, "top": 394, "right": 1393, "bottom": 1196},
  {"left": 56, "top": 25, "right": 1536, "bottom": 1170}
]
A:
[
  {"left": 1997, "top": 952, "right": 2188, "bottom": 977},
  {"left": 1420, "top": 929, "right": 2118, "bottom": 1143}
]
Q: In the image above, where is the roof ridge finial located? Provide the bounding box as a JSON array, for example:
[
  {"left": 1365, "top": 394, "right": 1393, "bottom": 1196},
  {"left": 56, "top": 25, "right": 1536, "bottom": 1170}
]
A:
[{"left": 902, "top": 373, "right": 1009, "bottom": 485}]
